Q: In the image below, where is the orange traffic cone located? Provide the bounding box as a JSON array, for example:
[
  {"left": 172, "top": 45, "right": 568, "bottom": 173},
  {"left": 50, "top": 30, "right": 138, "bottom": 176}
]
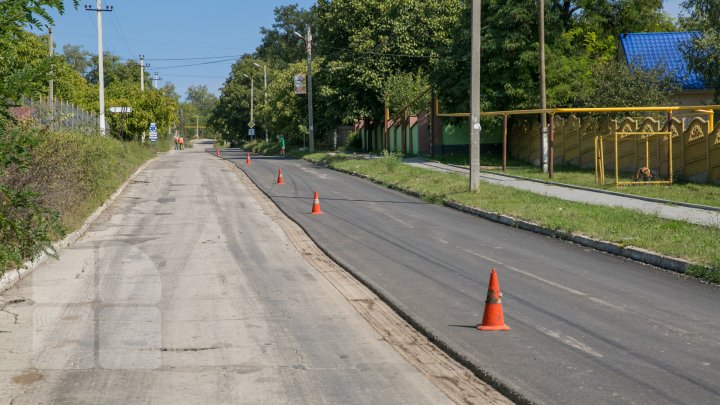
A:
[
  {"left": 276, "top": 169, "right": 285, "bottom": 184},
  {"left": 246, "top": 153, "right": 252, "bottom": 165},
  {"left": 476, "top": 269, "right": 510, "bottom": 331},
  {"left": 310, "top": 191, "right": 322, "bottom": 214}
]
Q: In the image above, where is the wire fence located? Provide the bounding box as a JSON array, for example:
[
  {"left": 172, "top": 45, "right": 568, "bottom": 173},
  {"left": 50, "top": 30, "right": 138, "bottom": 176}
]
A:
[{"left": 10, "top": 97, "right": 99, "bottom": 134}]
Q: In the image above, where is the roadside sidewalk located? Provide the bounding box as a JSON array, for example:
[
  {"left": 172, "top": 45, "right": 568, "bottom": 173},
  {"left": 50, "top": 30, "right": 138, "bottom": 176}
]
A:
[{"left": 403, "top": 157, "right": 720, "bottom": 228}]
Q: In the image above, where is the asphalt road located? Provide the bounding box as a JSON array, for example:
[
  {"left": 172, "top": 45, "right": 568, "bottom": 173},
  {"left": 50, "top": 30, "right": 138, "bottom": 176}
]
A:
[
  {"left": 0, "top": 144, "right": 452, "bottom": 404},
  {"left": 228, "top": 150, "right": 720, "bottom": 404}
]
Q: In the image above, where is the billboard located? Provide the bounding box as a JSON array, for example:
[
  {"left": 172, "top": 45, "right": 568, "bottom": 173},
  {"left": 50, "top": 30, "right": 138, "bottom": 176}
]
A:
[{"left": 293, "top": 74, "right": 306, "bottom": 94}]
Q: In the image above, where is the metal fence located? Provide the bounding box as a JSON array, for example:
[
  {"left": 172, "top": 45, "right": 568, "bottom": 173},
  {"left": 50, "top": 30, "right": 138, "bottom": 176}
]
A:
[{"left": 11, "top": 97, "right": 99, "bottom": 134}]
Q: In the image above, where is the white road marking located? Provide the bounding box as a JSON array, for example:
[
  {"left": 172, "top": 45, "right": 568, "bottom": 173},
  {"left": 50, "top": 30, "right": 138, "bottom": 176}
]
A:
[
  {"left": 537, "top": 326, "right": 604, "bottom": 358},
  {"left": 459, "top": 248, "right": 587, "bottom": 297}
]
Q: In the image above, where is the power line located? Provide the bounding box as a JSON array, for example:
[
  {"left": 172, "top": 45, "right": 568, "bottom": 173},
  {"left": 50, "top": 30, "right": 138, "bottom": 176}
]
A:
[
  {"left": 109, "top": 12, "right": 136, "bottom": 58},
  {"left": 152, "top": 57, "right": 237, "bottom": 69},
  {"left": 146, "top": 55, "right": 242, "bottom": 61}
]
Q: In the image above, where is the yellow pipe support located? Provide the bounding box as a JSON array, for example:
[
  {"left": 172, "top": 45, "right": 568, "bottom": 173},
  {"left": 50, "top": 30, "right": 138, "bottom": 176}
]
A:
[
  {"left": 645, "top": 139, "right": 649, "bottom": 169},
  {"left": 615, "top": 132, "right": 619, "bottom": 187}
]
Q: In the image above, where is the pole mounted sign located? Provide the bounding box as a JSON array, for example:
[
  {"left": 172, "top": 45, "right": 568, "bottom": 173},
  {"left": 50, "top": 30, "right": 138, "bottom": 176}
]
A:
[
  {"left": 149, "top": 122, "right": 158, "bottom": 142},
  {"left": 248, "top": 120, "right": 255, "bottom": 129},
  {"left": 248, "top": 128, "right": 255, "bottom": 137}
]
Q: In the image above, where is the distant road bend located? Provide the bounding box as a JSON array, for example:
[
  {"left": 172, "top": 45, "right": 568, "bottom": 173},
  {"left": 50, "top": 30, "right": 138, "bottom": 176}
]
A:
[{"left": 227, "top": 150, "right": 720, "bottom": 405}]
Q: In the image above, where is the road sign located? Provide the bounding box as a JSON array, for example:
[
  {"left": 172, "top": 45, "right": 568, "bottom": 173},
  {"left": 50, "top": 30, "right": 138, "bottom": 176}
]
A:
[
  {"left": 248, "top": 121, "right": 255, "bottom": 129},
  {"left": 149, "top": 122, "right": 158, "bottom": 142},
  {"left": 248, "top": 128, "right": 255, "bottom": 137},
  {"left": 109, "top": 106, "right": 132, "bottom": 113}
]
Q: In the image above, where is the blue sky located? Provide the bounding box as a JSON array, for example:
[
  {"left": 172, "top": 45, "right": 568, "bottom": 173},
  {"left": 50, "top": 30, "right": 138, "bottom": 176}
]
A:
[
  {"left": 42, "top": 0, "right": 684, "bottom": 101},
  {"left": 43, "top": 1, "right": 316, "bottom": 100}
]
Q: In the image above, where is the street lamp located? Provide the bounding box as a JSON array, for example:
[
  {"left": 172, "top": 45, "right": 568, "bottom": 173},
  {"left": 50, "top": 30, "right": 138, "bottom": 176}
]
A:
[
  {"left": 253, "top": 62, "right": 268, "bottom": 142},
  {"left": 243, "top": 73, "right": 255, "bottom": 141},
  {"left": 293, "top": 26, "right": 314, "bottom": 152}
]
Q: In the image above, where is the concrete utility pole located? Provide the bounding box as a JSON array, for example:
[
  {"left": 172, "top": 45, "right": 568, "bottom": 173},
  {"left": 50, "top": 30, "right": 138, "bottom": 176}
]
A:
[
  {"left": 139, "top": 54, "right": 149, "bottom": 91},
  {"left": 294, "top": 26, "right": 314, "bottom": 152},
  {"left": 469, "top": 0, "right": 482, "bottom": 190},
  {"left": 85, "top": 0, "right": 112, "bottom": 135},
  {"left": 254, "top": 63, "right": 268, "bottom": 142},
  {"left": 151, "top": 72, "right": 162, "bottom": 89},
  {"left": 48, "top": 26, "right": 54, "bottom": 125},
  {"left": 539, "top": 0, "right": 548, "bottom": 173}
]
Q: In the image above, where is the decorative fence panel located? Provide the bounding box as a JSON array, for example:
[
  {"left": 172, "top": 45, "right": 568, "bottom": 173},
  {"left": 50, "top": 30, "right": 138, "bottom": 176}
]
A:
[{"left": 511, "top": 114, "right": 720, "bottom": 183}]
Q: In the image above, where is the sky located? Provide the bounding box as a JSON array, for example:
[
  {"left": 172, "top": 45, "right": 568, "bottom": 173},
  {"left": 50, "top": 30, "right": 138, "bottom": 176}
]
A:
[
  {"left": 41, "top": 0, "right": 683, "bottom": 101},
  {"left": 42, "top": 0, "right": 316, "bottom": 100}
]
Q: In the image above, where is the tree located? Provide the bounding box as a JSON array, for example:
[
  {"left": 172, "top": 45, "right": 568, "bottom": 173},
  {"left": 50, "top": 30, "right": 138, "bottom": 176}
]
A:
[
  {"left": 105, "top": 82, "right": 178, "bottom": 141},
  {"left": 209, "top": 55, "right": 258, "bottom": 145},
  {"left": 315, "top": 0, "right": 463, "bottom": 122},
  {"left": 680, "top": 0, "right": 720, "bottom": 102},
  {"left": 0, "top": 1, "right": 79, "bottom": 111},
  {"left": 185, "top": 85, "right": 218, "bottom": 117},
  {"left": 160, "top": 82, "right": 180, "bottom": 102},
  {"left": 62, "top": 44, "right": 92, "bottom": 75},
  {"left": 255, "top": 4, "right": 315, "bottom": 67},
  {"left": 85, "top": 52, "right": 140, "bottom": 87}
]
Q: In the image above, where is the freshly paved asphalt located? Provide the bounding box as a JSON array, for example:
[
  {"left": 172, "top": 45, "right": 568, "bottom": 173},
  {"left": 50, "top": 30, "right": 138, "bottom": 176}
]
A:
[
  {"left": 227, "top": 150, "right": 720, "bottom": 404},
  {"left": 403, "top": 157, "right": 720, "bottom": 228},
  {"left": 0, "top": 144, "right": 452, "bottom": 405}
]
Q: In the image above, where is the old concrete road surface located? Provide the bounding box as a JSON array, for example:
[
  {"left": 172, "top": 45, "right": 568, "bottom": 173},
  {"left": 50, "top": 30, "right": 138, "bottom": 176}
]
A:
[
  {"left": 0, "top": 143, "right": 459, "bottom": 404},
  {"left": 229, "top": 151, "right": 720, "bottom": 405}
]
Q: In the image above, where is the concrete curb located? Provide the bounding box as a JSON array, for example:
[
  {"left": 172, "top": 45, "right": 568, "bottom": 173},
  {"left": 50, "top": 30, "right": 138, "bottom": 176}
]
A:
[
  {"left": 444, "top": 201, "right": 694, "bottom": 274},
  {"left": 425, "top": 157, "right": 720, "bottom": 213},
  {"left": 307, "top": 158, "right": 708, "bottom": 277},
  {"left": 0, "top": 156, "right": 157, "bottom": 295}
]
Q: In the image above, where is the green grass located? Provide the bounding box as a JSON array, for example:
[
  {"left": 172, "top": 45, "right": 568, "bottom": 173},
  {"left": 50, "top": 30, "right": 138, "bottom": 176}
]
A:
[
  {"left": 1, "top": 129, "right": 156, "bottom": 274},
  {"left": 32, "top": 131, "right": 156, "bottom": 232},
  {"left": 485, "top": 163, "right": 720, "bottom": 208},
  {"left": 303, "top": 152, "right": 720, "bottom": 281}
]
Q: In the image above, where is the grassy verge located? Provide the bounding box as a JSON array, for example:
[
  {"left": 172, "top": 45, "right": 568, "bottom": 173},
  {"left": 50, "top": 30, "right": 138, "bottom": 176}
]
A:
[
  {"left": 302, "top": 152, "right": 720, "bottom": 282},
  {"left": 486, "top": 164, "right": 720, "bottom": 208},
  {"left": 1, "top": 129, "right": 155, "bottom": 274}
]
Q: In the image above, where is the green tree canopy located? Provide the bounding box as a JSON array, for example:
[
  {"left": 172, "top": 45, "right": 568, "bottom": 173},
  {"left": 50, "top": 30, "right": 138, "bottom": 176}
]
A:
[{"left": 680, "top": 0, "right": 720, "bottom": 102}]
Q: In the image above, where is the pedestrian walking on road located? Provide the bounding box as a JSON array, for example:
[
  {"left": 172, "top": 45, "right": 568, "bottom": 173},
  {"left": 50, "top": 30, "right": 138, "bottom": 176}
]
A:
[
  {"left": 279, "top": 134, "right": 286, "bottom": 157},
  {"left": 173, "top": 134, "right": 179, "bottom": 150},
  {"left": 179, "top": 137, "right": 185, "bottom": 150}
]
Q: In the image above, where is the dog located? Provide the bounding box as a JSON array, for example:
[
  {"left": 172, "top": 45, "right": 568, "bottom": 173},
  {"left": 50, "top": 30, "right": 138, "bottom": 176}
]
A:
[{"left": 634, "top": 166, "right": 652, "bottom": 181}]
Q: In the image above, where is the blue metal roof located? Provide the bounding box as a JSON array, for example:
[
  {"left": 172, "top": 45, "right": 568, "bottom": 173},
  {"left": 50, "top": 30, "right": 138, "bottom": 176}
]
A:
[{"left": 620, "top": 32, "right": 706, "bottom": 90}]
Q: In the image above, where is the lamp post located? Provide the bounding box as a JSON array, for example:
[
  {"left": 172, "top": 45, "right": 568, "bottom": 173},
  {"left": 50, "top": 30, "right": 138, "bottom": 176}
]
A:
[
  {"left": 253, "top": 62, "right": 269, "bottom": 142},
  {"left": 293, "top": 26, "right": 314, "bottom": 152},
  {"left": 243, "top": 73, "right": 255, "bottom": 141}
]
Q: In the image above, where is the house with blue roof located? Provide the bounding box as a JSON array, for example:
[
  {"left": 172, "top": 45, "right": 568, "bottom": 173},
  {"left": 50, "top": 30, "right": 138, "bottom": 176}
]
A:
[{"left": 619, "top": 32, "right": 714, "bottom": 105}]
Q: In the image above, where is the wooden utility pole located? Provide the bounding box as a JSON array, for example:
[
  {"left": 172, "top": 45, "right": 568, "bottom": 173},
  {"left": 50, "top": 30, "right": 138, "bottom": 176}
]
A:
[{"left": 470, "top": 0, "right": 482, "bottom": 190}]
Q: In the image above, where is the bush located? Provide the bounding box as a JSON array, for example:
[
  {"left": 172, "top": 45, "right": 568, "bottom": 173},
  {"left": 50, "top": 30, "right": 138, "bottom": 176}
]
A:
[
  {"left": 1, "top": 126, "right": 154, "bottom": 274},
  {"left": 378, "top": 150, "right": 404, "bottom": 173}
]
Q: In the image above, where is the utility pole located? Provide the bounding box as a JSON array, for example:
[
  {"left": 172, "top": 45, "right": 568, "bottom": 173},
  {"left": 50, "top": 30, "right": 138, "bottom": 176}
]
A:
[
  {"left": 85, "top": 0, "right": 112, "bottom": 135},
  {"left": 539, "top": 0, "right": 548, "bottom": 173},
  {"left": 151, "top": 72, "right": 162, "bottom": 89},
  {"left": 48, "top": 26, "right": 54, "bottom": 125},
  {"left": 252, "top": 62, "right": 269, "bottom": 142},
  {"left": 244, "top": 73, "right": 255, "bottom": 141},
  {"left": 470, "top": 0, "right": 482, "bottom": 190},
  {"left": 261, "top": 64, "right": 268, "bottom": 142},
  {"left": 139, "top": 54, "right": 149, "bottom": 91},
  {"left": 294, "top": 26, "right": 314, "bottom": 152},
  {"left": 196, "top": 115, "right": 199, "bottom": 138}
]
